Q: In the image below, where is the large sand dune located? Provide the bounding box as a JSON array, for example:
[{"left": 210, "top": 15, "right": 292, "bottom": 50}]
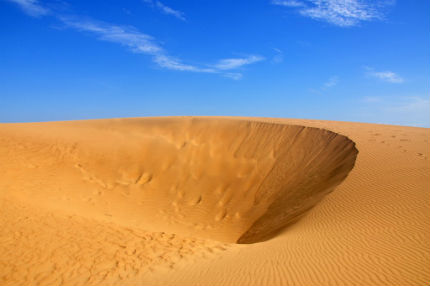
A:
[{"left": 0, "top": 117, "right": 428, "bottom": 285}]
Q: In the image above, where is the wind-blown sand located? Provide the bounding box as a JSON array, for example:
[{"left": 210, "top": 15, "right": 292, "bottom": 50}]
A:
[{"left": 0, "top": 117, "right": 428, "bottom": 285}]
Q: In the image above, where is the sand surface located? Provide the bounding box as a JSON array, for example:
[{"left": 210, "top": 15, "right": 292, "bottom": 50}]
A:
[{"left": 0, "top": 117, "right": 428, "bottom": 285}]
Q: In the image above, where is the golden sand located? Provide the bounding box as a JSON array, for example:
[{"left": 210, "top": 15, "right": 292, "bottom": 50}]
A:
[{"left": 0, "top": 117, "right": 428, "bottom": 285}]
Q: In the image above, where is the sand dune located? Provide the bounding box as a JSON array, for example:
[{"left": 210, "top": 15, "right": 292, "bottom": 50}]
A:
[{"left": 0, "top": 117, "right": 428, "bottom": 285}]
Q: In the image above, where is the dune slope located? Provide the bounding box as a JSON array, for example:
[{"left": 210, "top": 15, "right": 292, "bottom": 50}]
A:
[
  {"left": 0, "top": 117, "right": 428, "bottom": 286},
  {"left": 0, "top": 118, "right": 357, "bottom": 244}
]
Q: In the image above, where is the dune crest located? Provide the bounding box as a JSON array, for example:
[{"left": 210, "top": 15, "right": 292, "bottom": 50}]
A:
[{"left": 0, "top": 117, "right": 357, "bottom": 243}]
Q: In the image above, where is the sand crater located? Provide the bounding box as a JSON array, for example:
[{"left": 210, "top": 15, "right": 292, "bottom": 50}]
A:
[{"left": 0, "top": 117, "right": 358, "bottom": 243}]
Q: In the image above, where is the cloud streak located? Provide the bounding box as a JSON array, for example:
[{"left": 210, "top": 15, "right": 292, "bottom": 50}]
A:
[
  {"left": 271, "top": 48, "right": 284, "bottom": 64},
  {"left": 367, "top": 70, "right": 404, "bottom": 83},
  {"left": 272, "top": 0, "right": 393, "bottom": 27},
  {"left": 271, "top": 0, "right": 305, "bottom": 7},
  {"left": 59, "top": 17, "right": 161, "bottom": 54},
  {"left": 59, "top": 16, "right": 209, "bottom": 72},
  {"left": 5, "top": 0, "right": 48, "bottom": 17},
  {"left": 143, "top": 0, "right": 186, "bottom": 21},
  {"left": 60, "top": 17, "right": 263, "bottom": 76},
  {"left": 324, "top": 75, "right": 339, "bottom": 88},
  {"left": 214, "top": 55, "right": 265, "bottom": 70},
  {"left": 7, "top": 0, "right": 263, "bottom": 79}
]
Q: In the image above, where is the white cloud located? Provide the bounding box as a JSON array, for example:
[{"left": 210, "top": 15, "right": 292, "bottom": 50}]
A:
[
  {"left": 308, "top": 75, "right": 339, "bottom": 94},
  {"left": 59, "top": 17, "right": 215, "bottom": 73},
  {"left": 300, "top": 0, "right": 378, "bottom": 26},
  {"left": 223, "top": 73, "right": 243, "bottom": 80},
  {"left": 271, "top": 48, "right": 284, "bottom": 64},
  {"left": 367, "top": 70, "right": 404, "bottom": 83},
  {"left": 271, "top": 0, "right": 305, "bottom": 7},
  {"left": 59, "top": 17, "right": 162, "bottom": 54},
  {"left": 143, "top": 0, "right": 186, "bottom": 21},
  {"left": 271, "top": 0, "right": 393, "bottom": 27},
  {"left": 60, "top": 17, "right": 264, "bottom": 76},
  {"left": 155, "top": 1, "right": 186, "bottom": 21},
  {"left": 214, "top": 55, "right": 264, "bottom": 70},
  {"left": 153, "top": 55, "right": 215, "bottom": 73},
  {"left": 324, "top": 75, "right": 339, "bottom": 88},
  {"left": 5, "top": 0, "right": 48, "bottom": 17},
  {"left": 60, "top": 18, "right": 264, "bottom": 75},
  {"left": 7, "top": 0, "right": 263, "bottom": 79}
]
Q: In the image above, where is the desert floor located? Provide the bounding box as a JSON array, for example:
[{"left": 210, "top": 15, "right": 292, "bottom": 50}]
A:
[{"left": 0, "top": 117, "right": 428, "bottom": 285}]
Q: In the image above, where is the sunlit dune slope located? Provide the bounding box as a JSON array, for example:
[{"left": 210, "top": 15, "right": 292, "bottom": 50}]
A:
[
  {"left": 0, "top": 117, "right": 357, "bottom": 243},
  {"left": 1, "top": 117, "right": 428, "bottom": 286}
]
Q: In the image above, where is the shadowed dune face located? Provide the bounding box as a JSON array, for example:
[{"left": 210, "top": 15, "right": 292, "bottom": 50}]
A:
[{"left": 0, "top": 118, "right": 357, "bottom": 243}]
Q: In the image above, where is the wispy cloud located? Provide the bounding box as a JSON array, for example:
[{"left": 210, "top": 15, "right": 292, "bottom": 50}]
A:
[
  {"left": 6, "top": 0, "right": 262, "bottom": 79},
  {"left": 59, "top": 17, "right": 162, "bottom": 54},
  {"left": 271, "top": 0, "right": 305, "bottom": 7},
  {"left": 309, "top": 75, "right": 339, "bottom": 94},
  {"left": 143, "top": 0, "right": 186, "bottom": 21},
  {"left": 214, "top": 55, "right": 264, "bottom": 70},
  {"left": 5, "top": 0, "right": 48, "bottom": 17},
  {"left": 271, "top": 0, "right": 394, "bottom": 27},
  {"left": 223, "top": 73, "right": 243, "bottom": 80},
  {"left": 58, "top": 16, "right": 205, "bottom": 72},
  {"left": 152, "top": 55, "right": 214, "bottom": 72},
  {"left": 367, "top": 69, "right": 404, "bottom": 83},
  {"left": 271, "top": 48, "right": 284, "bottom": 64},
  {"left": 324, "top": 75, "right": 339, "bottom": 88},
  {"left": 60, "top": 18, "right": 263, "bottom": 76}
]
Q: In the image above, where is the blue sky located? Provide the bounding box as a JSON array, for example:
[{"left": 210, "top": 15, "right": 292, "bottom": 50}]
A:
[{"left": 1, "top": 0, "right": 429, "bottom": 127}]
